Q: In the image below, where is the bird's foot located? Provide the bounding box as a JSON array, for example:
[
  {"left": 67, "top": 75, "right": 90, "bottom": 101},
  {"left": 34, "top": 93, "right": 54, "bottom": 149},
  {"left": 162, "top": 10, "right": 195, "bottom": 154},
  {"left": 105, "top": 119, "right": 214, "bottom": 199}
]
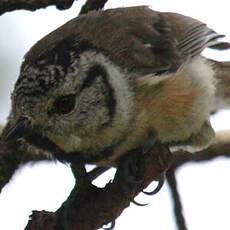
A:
[
  {"left": 116, "top": 148, "right": 145, "bottom": 198},
  {"left": 115, "top": 141, "right": 172, "bottom": 203}
]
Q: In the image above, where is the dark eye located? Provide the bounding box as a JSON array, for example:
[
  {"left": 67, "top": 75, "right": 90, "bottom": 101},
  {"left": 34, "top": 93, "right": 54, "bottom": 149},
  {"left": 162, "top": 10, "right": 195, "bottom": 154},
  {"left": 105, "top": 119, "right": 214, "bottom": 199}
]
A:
[{"left": 53, "top": 94, "right": 76, "bottom": 115}]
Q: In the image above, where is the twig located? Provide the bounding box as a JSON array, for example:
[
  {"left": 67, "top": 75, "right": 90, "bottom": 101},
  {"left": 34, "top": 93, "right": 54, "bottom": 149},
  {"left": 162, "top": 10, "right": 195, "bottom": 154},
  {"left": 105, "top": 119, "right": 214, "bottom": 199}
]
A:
[
  {"left": 79, "top": 0, "right": 108, "bottom": 15},
  {"left": 88, "top": 166, "right": 110, "bottom": 181},
  {"left": 166, "top": 168, "right": 187, "bottom": 230},
  {"left": 168, "top": 130, "right": 230, "bottom": 230}
]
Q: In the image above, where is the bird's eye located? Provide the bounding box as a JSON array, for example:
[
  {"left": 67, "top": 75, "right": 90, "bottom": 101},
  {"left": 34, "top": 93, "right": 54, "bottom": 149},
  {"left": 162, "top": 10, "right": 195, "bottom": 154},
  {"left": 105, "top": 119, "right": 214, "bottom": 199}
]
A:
[{"left": 53, "top": 94, "right": 76, "bottom": 115}]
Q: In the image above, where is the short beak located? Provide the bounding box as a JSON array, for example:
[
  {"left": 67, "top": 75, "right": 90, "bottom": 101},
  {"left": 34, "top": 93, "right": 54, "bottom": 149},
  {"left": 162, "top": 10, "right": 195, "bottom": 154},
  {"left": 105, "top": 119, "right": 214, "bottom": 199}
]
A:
[{"left": 4, "top": 117, "right": 28, "bottom": 142}]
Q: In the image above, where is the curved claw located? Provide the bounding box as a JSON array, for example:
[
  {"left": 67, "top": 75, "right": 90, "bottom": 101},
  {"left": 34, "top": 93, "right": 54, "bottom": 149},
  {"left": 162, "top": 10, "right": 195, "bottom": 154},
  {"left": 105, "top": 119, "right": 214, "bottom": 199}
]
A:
[
  {"left": 103, "top": 220, "right": 116, "bottom": 230},
  {"left": 132, "top": 199, "right": 149, "bottom": 206},
  {"left": 142, "top": 174, "right": 165, "bottom": 196}
]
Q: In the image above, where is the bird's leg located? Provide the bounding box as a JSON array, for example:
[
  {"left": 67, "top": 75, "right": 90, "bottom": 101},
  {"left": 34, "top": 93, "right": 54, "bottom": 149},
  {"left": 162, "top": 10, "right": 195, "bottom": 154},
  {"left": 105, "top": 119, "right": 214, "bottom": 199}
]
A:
[
  {"left": 115, "top": 146, "right": 158, "bottom": 206},
  {"left": 55, "top": 158, "right": 93, "bottom": 230},
  {"left": 115, "top": 139, "right": 172, "bottom": 203},
  {"left": 141, "top": 143, "right": 173, "bottom": 196},
  {"left": 114, "top": 137, "right": 157, "bottom": 199},
  {"left": 141, "top": 138, "right": 166, "bottom": 196},
  {"left": 115, "top": 147, "right": 145, "bottom": 198},
  {"left": 70, "top": 158, "right": 91, "bottom": 189}
]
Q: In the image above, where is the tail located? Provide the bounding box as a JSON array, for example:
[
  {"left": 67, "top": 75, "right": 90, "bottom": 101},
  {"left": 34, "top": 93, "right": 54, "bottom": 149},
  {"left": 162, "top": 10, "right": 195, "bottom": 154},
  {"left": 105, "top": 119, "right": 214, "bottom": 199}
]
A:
[{"left": 208, "top": 59, "right": 230, "bottom": 111}]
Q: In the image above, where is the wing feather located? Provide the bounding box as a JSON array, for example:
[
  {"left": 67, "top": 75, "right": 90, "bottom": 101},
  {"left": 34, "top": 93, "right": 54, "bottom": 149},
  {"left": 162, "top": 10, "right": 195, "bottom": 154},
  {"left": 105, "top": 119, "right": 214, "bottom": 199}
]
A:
[{"left": 164, "top": 12, "right": 230, "bottom": 58}]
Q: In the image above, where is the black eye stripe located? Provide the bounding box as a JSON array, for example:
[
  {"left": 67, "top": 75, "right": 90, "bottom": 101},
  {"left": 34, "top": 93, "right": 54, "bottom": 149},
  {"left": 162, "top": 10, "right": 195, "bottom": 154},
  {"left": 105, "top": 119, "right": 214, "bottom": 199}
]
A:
[
  {"left": 80, "top": 64, "right": 106, "bottom": 90},
  {"left": 101, "top": 70, "right": 116, "bottom": 121},
  {"left": 81, "top": 64, "right": 116, "bottom": 122}
]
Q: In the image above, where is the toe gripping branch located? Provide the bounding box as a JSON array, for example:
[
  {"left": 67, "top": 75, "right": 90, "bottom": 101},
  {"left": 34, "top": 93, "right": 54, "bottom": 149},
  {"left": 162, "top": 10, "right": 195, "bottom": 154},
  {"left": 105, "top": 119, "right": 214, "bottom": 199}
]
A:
[
  {"left": 114, "top": 142, "right": 171, "bottom": 207},
  {"left": 25, "top": 142, "right": 173, "bottom": 230}
]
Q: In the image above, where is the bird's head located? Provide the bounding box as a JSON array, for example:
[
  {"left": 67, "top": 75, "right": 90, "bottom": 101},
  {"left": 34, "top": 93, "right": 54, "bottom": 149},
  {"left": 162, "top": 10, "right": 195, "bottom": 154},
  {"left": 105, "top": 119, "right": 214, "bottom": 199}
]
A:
[{"left": 4, "top": 37, "right": 133, "bottom": 160}]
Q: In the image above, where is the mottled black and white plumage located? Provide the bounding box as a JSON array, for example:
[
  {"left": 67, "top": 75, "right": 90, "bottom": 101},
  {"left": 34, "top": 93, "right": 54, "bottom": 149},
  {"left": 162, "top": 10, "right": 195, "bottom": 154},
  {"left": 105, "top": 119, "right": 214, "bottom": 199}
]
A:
[{"left": 4, "top": 6, "right": 230, "bottom": 165}]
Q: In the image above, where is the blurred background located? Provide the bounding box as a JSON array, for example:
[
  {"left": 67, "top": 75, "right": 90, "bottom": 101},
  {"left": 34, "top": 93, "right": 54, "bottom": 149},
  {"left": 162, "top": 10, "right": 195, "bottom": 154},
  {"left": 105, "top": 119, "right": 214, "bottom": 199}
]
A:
[{"left": 0, "top": 0, "right": 230, "bottom": 229}]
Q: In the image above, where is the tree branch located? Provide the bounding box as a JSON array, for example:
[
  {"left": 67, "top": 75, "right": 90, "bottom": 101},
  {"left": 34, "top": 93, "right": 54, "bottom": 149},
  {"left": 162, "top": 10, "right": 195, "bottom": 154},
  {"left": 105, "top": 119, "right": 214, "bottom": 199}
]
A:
[
  {"left": 0, "top": 0, "right": 75, "bottom": 15},
  {"left": 25, "top": 142, "right": 172, "bottom": 230},
  {"left": 1, "top": 131, "right": 230, "bottom": 230},
  {"left": 172, "top": 130, "right": 230, "bottom": 169},
  {"left": 0, "top": 136, "right": 51, "bottom": 193},
  {"left": 23, "top": 130, "right": 230, "bottom": 229},
  {"left": 0, "top": 0, "right": 110, "bottom": 16}
]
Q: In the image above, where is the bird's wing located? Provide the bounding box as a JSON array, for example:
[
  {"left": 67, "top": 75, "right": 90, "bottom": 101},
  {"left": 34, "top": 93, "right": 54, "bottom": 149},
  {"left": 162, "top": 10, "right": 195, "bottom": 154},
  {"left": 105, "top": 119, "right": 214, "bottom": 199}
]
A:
[
  {"left": 164, "top": 12, "right": 230, "bottom": 59},
  {"left": 22, "top": 6, "right": 230, "bottom": 75}
]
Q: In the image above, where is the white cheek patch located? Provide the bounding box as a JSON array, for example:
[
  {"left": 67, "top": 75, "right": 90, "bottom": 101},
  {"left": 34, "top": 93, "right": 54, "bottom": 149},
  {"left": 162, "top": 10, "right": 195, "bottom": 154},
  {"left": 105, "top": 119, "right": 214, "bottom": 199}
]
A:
[{"left": 78, "top": 51, "right": 134, "bottom": 129}]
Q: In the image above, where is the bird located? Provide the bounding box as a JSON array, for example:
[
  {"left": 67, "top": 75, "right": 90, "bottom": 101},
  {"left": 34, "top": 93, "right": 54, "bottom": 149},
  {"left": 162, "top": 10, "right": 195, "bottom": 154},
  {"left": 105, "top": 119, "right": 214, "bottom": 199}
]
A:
[{"left": 3, "top": 6, "right": 230, "bottom": 168}]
